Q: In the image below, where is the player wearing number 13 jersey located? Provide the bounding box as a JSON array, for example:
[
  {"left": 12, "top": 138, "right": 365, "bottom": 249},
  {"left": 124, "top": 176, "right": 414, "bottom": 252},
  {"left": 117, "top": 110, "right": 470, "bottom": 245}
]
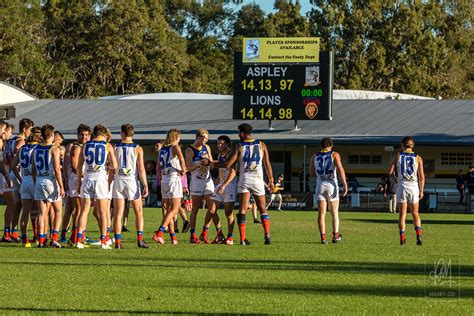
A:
[
  {"left": 76, "top": 125, "right": 117, "bottom": 249},
  {"left": 210, "top": 124, "right": 274, "bottom": 245},
  {"left": 309, "top": 138, "right": 347, "bottom": 244},
  {"left": 388, "top": 136, "right": 425, "bottom": 246}
]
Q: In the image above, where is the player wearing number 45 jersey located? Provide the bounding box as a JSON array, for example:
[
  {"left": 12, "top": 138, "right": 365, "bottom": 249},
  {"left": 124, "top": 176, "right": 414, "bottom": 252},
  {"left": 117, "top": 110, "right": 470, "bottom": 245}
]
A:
[
  {"left": 209, "top": 124, "right": 274, "bottom": 245},
  {"left": 388, "top": 136, "right": 425, "bottom": 246},
  {"left": 76, "top": 125, "right": 117, "bottom": 249},
  {"left": 112, "top": 124, "right": 149, "bottom": 249},
  {"left": 309, "top": 138, "right": 348, "bottom": 244}
]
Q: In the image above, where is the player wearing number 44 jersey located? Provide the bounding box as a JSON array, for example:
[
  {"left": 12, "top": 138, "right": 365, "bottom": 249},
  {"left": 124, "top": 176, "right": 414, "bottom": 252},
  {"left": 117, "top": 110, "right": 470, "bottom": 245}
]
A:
[
  {"left": 309, "top": 138, "right": 348, "bottom": 245},
  {"left": 209, "top": 123, "right": 274, "bottom": 245},
  {"left": 388, "top": 136, "right": 425, "bottom": 246},
  {"left": 76, "top": 125, "right": 117, "bottom": 249},
  {"left": 112, "top": 124, "right": 149, "bottom": 249}
]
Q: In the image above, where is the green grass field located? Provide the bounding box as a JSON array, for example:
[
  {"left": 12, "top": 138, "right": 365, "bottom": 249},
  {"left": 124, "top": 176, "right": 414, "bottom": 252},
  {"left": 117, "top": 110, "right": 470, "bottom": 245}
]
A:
[{"left": 0, "top": 206, "right": 473, "bottom": 315}]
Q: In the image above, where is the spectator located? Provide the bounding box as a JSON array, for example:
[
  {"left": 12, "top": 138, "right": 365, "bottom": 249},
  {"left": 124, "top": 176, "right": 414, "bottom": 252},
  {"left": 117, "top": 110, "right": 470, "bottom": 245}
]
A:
[
  {"left": 456, "top": 169, "right": 465, "bottom": 205},
  {"left": 466, "top": 166, "right": 474, "bottom": 195},
  {"left": 347, "top": 175, "right": 360, "bottom": 193},
  {"left": 375, "top": 178, "right": 385, "bottom": 193},
  {"left": 384, "top": 173, "right": 397, "bottom": 213}
]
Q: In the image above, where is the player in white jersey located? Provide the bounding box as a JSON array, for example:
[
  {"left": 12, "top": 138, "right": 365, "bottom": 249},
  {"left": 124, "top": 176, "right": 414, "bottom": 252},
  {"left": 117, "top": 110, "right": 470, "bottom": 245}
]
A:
[
  {"left": 32, "top": 125, "right": 65, "bottom": 248},
  {"left": 387, "top": 136, "right": 425, "bottom": 246},
  {"left": 61, "top": 124, "right": 91, "bottom": 244},
  {"left": 0, "top": 122, "right": 15, "bottom": 242},
  {"left": 76, "top": 125, "right": 117, "bottom": 249},
  {"left": 112, "top": 124, "right": 149, "bottom": 249},
  {"left": 11, "top": 126, "right": 42, "bottom": 247},
  {"left": 200, "top": 135, "right": 236, "bottom": 245},
  {"left": 309, "top": 137, "right": 348, "bottom": 244},
  {"left": 3, "top": 118, "right": 34, "bottom": 243},
  {"left": 209, "top": 124, "right": 274, "bottom": 245},
  {"left": 153, "top": 129, "right": 187, "bottom": 245},
  {"left": 185, "top": 129, "right": 217, "bottom": 244}
]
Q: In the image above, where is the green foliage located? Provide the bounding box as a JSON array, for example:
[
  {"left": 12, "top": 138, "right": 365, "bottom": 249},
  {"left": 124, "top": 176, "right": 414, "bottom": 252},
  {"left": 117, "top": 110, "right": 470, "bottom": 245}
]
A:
[{"left": 0, "top": 0, "right": 472, "bottom": 98}]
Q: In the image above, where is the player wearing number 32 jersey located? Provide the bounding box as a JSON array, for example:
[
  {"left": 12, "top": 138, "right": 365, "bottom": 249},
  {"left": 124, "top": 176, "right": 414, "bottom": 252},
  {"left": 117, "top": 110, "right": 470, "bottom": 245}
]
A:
[
  {"left": 387, "top": 136, "right": 425, "bottom": 246},
  {"left": 309, "top": 138, "right": 347, "bottom": 245}
]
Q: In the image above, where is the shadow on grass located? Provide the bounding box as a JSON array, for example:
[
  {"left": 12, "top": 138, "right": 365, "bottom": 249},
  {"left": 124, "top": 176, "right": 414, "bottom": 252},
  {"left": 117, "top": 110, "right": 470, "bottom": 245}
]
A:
[
  {"left": 2, "top": 257, "right": 474, "bottom": 277},
  {"left": 0, "top": 307, "right": 261, "bottom": 315},
  {"left": 352, "top": 219, "right": 474, "bottom": 225}
]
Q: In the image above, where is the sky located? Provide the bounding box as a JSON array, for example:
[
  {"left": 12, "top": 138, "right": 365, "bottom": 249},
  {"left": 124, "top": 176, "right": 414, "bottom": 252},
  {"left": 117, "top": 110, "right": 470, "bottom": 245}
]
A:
[{"left": 237, "top": 0, "right": 313, "bottom": 14}]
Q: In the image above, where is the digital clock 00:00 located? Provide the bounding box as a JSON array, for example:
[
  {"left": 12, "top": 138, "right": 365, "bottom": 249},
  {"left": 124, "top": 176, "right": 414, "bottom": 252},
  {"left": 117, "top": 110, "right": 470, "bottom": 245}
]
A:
[{"left": 240, "top": 107, "right": 293, "bottom": 120}]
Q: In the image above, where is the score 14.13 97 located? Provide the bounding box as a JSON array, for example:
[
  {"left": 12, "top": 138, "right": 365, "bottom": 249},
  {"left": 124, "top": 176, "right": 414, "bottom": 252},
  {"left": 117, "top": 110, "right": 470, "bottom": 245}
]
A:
[{"left": 240, "top": 107, "right": 293, "bottom": 120}]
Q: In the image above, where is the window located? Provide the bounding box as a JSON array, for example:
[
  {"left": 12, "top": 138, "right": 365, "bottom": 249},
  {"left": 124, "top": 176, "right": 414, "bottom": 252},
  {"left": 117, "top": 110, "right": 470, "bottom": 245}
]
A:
[
  {"left": 441, "top": 152, "right": 472, "bottom": 166},
  {"left": 347, "top": 154, "right": 383, "bottom": 165}
]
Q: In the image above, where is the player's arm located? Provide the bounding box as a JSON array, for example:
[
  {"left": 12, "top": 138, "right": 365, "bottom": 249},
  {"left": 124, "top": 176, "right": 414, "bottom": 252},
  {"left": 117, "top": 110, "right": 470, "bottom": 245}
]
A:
[
  {"left": 63, "top": 144, "right": 72, "bottom": 191},
  {"left": 107, "top": 143, "right": 117, "bottom": 186},
  {"left": 217, "top": 163, "right": 237, "bottom": 195},
  {"left": 52, "top": 147, "right": 65, "bottom": 198},
  {"left": 309, "top": 154, "right": 316, "bottom": 177},
  {"left": 156, "top": 154, "right": 162, "bottom": 182},
  {"left": 387, "top": 154, "right": 398, "bottom": 176},
  {"left": 261, "top": 142, "right": 274, "bottom": 192},
  {"left": 334, "top": 152, "right": 348, "bottom": 197},
  {"left": 417, "top": 155, "right": 425, "bottom": 199},
  {"left": 136, "top": 146, "right": 148, "bottom": 198},
  {"left": 31, "top": 152, "right": 37, "bottom": 183},
  {"left": 76, "top": 146, "right": 85, "bottom": 189},
  {"left": 11, "top": 151, "right": 22, "bottom": 182},
  {"left": 185, "top": 147, "right": 200, "bottom": 172},
  {"left": 174, "top": 144, "right": 187, "bottom": 175},
  {"left": 13, "top": 138, "right": 25, "bottom": 160},
  {"left": 211, "top": 145, "right": 239, "bottom": 169}
]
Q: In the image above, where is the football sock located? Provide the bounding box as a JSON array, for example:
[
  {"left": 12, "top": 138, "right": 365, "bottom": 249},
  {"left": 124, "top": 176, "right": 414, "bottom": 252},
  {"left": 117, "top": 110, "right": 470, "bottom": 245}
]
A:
[
  {"left": 400, "top": 230, "right": 405, "bottom": 240},
  {"left": 70, "top": 226, "right": 78, "bottom": 243},
  {"left": 100, "top": 234, "right": 106, "bottom": 245},
  {"left": 76, "top": 232, "right": 83, "bottom": 243},
  {"left": 137, "top": 231, "right": 144, "bottom": 241},
  {"left": 61, "top": 229, "right": 67, "bottom": 240},
  {"left": 170, "top": 233, "right": 177, "bottom": 241},
  {"left": 415, "top": 226, "right": 422, "bottom": 237},
  {"left": 237, "top": 214, "right": 246, "bottom": 241},
  {"left": 321, "top": 233, "right": 326, "bottom": 241},
  {"left": 190, "top": 228, "right": 197, "bottom": 238},
  {"left": 11, "top": 228, "right": 19, "bottom": 239},
  {"left": 261, "top": 214, "right": 270, "bottom": 236},
  {"left": 157, "top": 225, "right": 166, "bottom": 237},
  {"left": 3, "top": 227, "right": 10, "bottom": 238},
  {"left": 202, "top": 226, "right": 209, "bottom": 237},
  {"left": 52, "top": 230, "right": 59, "bottom": 242},
  {"left": 115, "top": 233, "right": 122, "bottom": 246},
  {"left": 21, "top": 234, "right": 28, "bottom": 244},
  {"left": 216, "top": 227, "right": 223, "bottom": 236}
]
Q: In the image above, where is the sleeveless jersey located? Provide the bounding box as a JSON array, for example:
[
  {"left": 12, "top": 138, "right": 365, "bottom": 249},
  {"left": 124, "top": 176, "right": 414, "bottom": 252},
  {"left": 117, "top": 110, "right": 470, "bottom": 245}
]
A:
[
  {"left": 189, "top": 144, "right": 211, "bottom": 180},
  {"left": 5, "top": 135, "right": 22, "bottom": 161},
  {"left": 83, "top": 140, "right": 108, "bottom": 177},
  {"left": 239, "top": 140, "right": 263, "bottom": 179},
  {"left": 66, "top": 142, "right": 84, "bottom": 176},
  {"left": 115, "top": 142, "right": 138, "bottom": 178},
  {"left": 19, "top": 142, "right": 38, "bottom": 176},
  {"left": 397, "top": 152, "right": 419, "bottom": 184},
  {"left": 159, "top": 145, "right": 181, "bottom": 179},
  {"left": 273, "top": 181, "right": 282, "bottom": 193},
  {"left": 314, "top": 150, "right": 337, "bottom": 182},
  {"left": 217, "top": 151, "right": 236, "bottom": 185},
  {"left": 34, "top": 144, "right": 55, "bottom": 177}
]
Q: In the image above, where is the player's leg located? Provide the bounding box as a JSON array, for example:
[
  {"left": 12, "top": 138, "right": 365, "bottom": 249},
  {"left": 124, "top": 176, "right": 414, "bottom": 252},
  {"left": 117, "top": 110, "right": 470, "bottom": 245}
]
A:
[
  {"left": 200, "top": 198, "right": 216, "bottom": 244},
  {"left": 223, "top": 201, "right": 234, "bottom": 245},
  {"left": 277, "top": 194, "right": 283, "bottom": 211},
  {"left": 154, "top": 197, "right": 181, "bottom": 244},
  {"left": 20, "top": 198, "right": 33, "bottom": 247},
  {"left": 36, "top": 200, "right": 50, "bottom": 248},
  {"left": 410, "top": 200, "right": 422, "bottom": 245},
  {"left": 60, "top": 196, "right": 73, "bottom": 243},
  {"left": 317, "top": 199, "right": 328, "bottom": 244},
  {"left": 10, "top": 191, "right": 22, "bottom": 242},
  {"left": 398, "top": 202, "right": 408, "bottom": 245},
  {"left": 96, "top": 198, "right": 110, "bottom": 249},
  {"left": 189, "top": 195, "right": 203, "bottom": 243},
  {"left": 237, "top": 192, "right": 250, "bottom": 245},
  {"left": 113, "top": 198, "right": 125, "bottom": 248},
  {"left": 131, "top": 198, "right": 148, "bottom": 248},
  {"left": 328, "top": 199, "right": 342, "bottom": 243},
  {"left": 69, "top": 197, "right": 81, "bottom": 244},
  {"left": 50, "top": 200, "right": 63, "bottom": 248},
  {"left": 266, "top": 195, "right": 274, "bottom": 210},
  {"left": 2, "top": 191, "right": 15, "bottom": 242},
  {"left": 76, "top": 198, "right": 91, "bottom": 248},
  {"left": 30, "top": 202, "right": 39, "bottom": 243},
  {"left": 254, "top": 193, "right": 271, "bottom": 244},
  {"left": 122, "top": 202, "right": 130, "bottom": 232}
]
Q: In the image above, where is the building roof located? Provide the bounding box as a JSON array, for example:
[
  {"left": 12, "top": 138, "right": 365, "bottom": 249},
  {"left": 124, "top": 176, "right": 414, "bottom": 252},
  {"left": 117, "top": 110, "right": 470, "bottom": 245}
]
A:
[
  {"left": 5, "top": 98, "right": 474, "bottom": 145},
  {"left": 0, "top": 81, "right": 36, "bottom": 106}
]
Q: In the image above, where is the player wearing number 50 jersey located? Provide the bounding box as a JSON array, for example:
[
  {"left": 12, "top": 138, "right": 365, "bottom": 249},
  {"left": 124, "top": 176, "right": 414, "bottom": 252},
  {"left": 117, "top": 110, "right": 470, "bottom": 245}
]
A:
[
  {"left": 387, "top": 136, "right": 425, "bottom": 246},
  {"left": 112, "top": 124, "right": 149, "bottom": 249},
  {"left": 210, "top": 123, "right": 274, "bottom": 245},
  {"left": 309, "top": 138, "right": 348, "bottom": 244},
  {"left": 32, "top": 125, "right": 65, "bottom": 248},
  {"left": 76, "top": 125, "right": 117, "bottom": 249}
]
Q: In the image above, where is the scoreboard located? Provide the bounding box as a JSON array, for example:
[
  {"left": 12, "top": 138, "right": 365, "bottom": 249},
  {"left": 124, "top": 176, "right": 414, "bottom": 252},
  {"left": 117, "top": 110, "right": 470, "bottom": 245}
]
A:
[{"left": 233, "top": 51, "right": 333, "bottom": 121}]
